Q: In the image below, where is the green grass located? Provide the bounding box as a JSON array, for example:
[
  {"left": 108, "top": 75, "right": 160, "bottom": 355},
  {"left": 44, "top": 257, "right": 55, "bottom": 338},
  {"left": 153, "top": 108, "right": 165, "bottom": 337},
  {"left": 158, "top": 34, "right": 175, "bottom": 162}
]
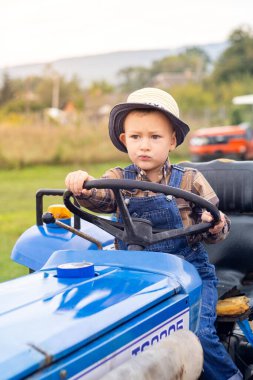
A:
[{"left": 0, "top": 155, "right": 188, "bottom": 283}]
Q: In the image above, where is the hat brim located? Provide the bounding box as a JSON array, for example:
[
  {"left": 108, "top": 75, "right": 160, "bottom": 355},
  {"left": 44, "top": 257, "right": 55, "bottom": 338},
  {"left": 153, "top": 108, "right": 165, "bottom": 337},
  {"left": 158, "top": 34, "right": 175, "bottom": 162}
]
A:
[{"left": 109, "top": 103, "right": 190, "bottom": 153}]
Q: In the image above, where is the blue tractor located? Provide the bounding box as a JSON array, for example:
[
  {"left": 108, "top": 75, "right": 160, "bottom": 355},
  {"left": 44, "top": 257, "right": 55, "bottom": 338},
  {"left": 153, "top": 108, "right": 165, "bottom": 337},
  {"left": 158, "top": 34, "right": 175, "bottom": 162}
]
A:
[{"left": 1, "top": 160, "right": 253, "bottom": 379}]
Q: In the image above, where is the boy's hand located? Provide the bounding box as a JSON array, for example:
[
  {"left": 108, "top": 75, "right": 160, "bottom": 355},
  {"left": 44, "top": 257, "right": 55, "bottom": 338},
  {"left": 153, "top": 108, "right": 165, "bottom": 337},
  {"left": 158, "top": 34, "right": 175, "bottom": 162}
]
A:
[
  {"left": 65, "top": 170, "right": 94, "bottom": 196},
  {"left": 201, "top": 210, "right": 226, "bottom": 235}
]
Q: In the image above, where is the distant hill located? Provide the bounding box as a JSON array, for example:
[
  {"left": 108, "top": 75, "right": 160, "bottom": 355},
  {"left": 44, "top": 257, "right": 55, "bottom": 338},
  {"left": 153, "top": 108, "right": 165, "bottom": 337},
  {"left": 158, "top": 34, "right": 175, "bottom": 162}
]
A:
[{"left": 1, "top": 41, "right": 228, "bottom": 86}]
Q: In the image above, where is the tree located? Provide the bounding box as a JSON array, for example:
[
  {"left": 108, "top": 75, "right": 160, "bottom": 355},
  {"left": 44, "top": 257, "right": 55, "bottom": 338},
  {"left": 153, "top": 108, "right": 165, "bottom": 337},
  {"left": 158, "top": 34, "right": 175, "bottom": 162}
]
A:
[
  {"left": 35, "top": 75, "right": 84, "bottom": 109},
  {"left": 150, "top": 47, "right": 210, "bottom": 76},
  {"left": 212, "top": 25, "right": 253, "bottom": 83},
  {"left": 88, "top": 80, "right": 114, "bottom": 97},
  {"left": 0, "top": 72, "right": 15, "bottom": 105},
  {"left": 118, "top": 66, "right": 151, "bottom": 92},
  {"left": 117, "top": 48, "right": 210, "bottom": 92}
]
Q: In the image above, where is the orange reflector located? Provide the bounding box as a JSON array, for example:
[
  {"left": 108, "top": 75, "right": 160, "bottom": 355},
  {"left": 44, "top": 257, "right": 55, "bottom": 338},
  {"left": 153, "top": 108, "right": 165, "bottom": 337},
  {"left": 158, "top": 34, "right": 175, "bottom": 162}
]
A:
[{"left": 47, "top": 204, "right": 72, "bottom": 219}]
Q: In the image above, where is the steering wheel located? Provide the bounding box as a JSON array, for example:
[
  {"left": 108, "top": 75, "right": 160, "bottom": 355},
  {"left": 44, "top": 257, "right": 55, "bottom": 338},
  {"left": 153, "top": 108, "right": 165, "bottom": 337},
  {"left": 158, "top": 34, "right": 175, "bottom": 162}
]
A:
[{"left": 63, "top": 179, "right": 220, "bottom": 250}]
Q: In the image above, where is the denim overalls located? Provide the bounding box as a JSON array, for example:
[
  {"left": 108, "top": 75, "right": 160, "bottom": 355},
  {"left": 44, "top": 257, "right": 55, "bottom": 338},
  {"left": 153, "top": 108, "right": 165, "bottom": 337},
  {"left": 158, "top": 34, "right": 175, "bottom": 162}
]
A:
[{"left": 118, "top": 164, "right": 242, "bottom": 380}]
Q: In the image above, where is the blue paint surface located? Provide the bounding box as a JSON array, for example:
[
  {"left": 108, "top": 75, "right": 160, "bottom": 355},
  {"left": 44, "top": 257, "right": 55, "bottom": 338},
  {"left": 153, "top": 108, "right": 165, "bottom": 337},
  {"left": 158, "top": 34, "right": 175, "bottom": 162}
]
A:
[
  {"left": 3, "top": 249, "right": 201, "bottom": 379},
  {"left": 11, "top": 218, "right": 114, "bottom": 270}
]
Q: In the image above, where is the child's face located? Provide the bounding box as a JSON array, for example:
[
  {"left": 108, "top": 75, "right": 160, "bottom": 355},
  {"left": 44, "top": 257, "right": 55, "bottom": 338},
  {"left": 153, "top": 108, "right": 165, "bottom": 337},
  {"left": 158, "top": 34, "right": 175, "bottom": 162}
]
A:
[{"left": 119, "top": 110, "right": 176, "bottom": 181}]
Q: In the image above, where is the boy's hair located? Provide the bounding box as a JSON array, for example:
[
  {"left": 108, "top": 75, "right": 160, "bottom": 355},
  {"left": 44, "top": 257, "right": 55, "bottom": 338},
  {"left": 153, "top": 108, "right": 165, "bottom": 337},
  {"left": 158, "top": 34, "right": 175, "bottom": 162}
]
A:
[{"left": 109, "top": 87, "right": 189, "bottom": 153}]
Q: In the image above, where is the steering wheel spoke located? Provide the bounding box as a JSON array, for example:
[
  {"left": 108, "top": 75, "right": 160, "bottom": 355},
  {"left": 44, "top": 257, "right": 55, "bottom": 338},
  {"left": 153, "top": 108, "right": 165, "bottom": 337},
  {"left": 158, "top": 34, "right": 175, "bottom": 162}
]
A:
[
  {"left": 152, "top": 222, "right": 213, "bottom": 242},
  {"left": 63, "top": 191, "right": 125, "bottom": 240},
  {"left": 112, "top": 188, "right": 136, "bottom": 238}
]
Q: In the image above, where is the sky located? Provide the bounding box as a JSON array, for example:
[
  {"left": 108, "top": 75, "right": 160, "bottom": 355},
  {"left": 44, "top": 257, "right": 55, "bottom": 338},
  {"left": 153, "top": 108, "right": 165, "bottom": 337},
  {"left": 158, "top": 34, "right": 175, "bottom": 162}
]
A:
[{"left": 1, "top": 0, "right": 253, "bottom": 68}]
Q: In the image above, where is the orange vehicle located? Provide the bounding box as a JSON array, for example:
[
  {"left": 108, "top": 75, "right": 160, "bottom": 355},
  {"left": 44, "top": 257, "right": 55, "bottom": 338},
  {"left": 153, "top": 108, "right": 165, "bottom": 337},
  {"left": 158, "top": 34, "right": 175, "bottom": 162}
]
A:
[{"left": 189, "top": 123, "right": 253, "bottom": 161}]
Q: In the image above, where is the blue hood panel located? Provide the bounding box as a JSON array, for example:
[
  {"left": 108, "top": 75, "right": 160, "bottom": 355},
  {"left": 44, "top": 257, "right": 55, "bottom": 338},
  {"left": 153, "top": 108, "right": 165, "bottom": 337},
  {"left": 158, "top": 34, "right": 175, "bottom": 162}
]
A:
[
  {"left": 0, "top": 252, "right": 183, "bottom": 379},
  {"left": 11, "top": 219, "right": 114, "bottom": 270}
]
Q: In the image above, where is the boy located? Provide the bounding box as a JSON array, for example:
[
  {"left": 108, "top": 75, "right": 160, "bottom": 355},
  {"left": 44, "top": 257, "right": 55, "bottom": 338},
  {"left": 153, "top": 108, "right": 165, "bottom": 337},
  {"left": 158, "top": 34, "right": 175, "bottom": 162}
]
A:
[{"left": 65, "top": 87, "right": 242, "bottom": 380}]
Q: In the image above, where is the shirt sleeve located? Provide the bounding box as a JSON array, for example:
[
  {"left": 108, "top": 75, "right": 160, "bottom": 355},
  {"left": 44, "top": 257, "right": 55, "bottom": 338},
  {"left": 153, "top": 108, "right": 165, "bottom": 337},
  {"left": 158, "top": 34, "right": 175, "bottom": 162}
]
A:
[
  {"left": 75, "top": 167, "right": 123, "bottom": 213},
  {"left": 191, "top": 170, "right": 230, "bottom": 244}
]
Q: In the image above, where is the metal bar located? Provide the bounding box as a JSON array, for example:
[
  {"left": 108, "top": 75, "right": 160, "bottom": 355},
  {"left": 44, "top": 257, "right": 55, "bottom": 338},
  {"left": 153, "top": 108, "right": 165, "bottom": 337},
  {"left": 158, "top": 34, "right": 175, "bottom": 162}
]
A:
[{"left": 55, "top": 220, "right": 103, "bottom": 250}]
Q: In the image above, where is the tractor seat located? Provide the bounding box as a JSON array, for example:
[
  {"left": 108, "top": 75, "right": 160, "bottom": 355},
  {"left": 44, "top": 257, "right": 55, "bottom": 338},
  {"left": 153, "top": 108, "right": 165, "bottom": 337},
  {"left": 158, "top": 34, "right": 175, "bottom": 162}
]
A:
[{"left": 180, "top": 160, "right": 253, "bottom": 299}]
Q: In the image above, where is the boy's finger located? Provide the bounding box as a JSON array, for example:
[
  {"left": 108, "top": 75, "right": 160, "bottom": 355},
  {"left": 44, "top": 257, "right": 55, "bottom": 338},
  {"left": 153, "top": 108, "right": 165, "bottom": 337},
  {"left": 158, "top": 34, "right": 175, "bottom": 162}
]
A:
[
  {"left": 202, "top": 211, "right": 213, "bottom": 222},
  {"left": 73, "top": 176, "right": 84, "bottom": 195}
]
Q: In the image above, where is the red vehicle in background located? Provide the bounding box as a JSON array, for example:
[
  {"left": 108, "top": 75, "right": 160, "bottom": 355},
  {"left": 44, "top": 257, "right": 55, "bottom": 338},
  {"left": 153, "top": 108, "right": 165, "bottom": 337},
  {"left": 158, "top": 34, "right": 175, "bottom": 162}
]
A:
[{"left": 189, "top": 123, "right": 253, "bottom": 161}]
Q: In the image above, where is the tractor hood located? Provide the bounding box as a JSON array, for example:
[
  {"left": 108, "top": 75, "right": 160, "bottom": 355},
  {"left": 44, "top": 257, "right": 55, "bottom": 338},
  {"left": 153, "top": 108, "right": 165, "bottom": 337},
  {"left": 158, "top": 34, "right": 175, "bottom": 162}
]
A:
[{"left": 0, "top": 250, "right": 197, "bottom": 379}]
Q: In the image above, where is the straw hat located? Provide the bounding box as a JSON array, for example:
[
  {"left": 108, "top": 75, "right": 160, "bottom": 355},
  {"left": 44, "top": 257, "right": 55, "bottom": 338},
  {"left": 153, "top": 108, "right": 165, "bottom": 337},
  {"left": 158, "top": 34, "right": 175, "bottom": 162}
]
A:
[{"left": 109, "top": 87, "right": 190, "bottom": 153}]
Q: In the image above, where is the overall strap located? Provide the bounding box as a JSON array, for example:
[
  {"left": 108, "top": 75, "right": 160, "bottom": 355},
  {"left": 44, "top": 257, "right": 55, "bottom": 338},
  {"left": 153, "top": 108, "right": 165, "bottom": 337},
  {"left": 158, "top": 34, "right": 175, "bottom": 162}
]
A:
[
  {"left": 168, "top": 164, "right": 185, "bottom": 188},
  {"left": 123, "top": 164, "right": 137, "bottom": 180}
]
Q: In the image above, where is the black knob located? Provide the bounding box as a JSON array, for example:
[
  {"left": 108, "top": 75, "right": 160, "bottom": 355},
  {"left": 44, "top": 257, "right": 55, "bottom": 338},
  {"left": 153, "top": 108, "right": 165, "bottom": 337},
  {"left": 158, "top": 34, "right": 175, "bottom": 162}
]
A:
[{"left": 42, "top": 212, "right": 55, "bottom": 224}]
